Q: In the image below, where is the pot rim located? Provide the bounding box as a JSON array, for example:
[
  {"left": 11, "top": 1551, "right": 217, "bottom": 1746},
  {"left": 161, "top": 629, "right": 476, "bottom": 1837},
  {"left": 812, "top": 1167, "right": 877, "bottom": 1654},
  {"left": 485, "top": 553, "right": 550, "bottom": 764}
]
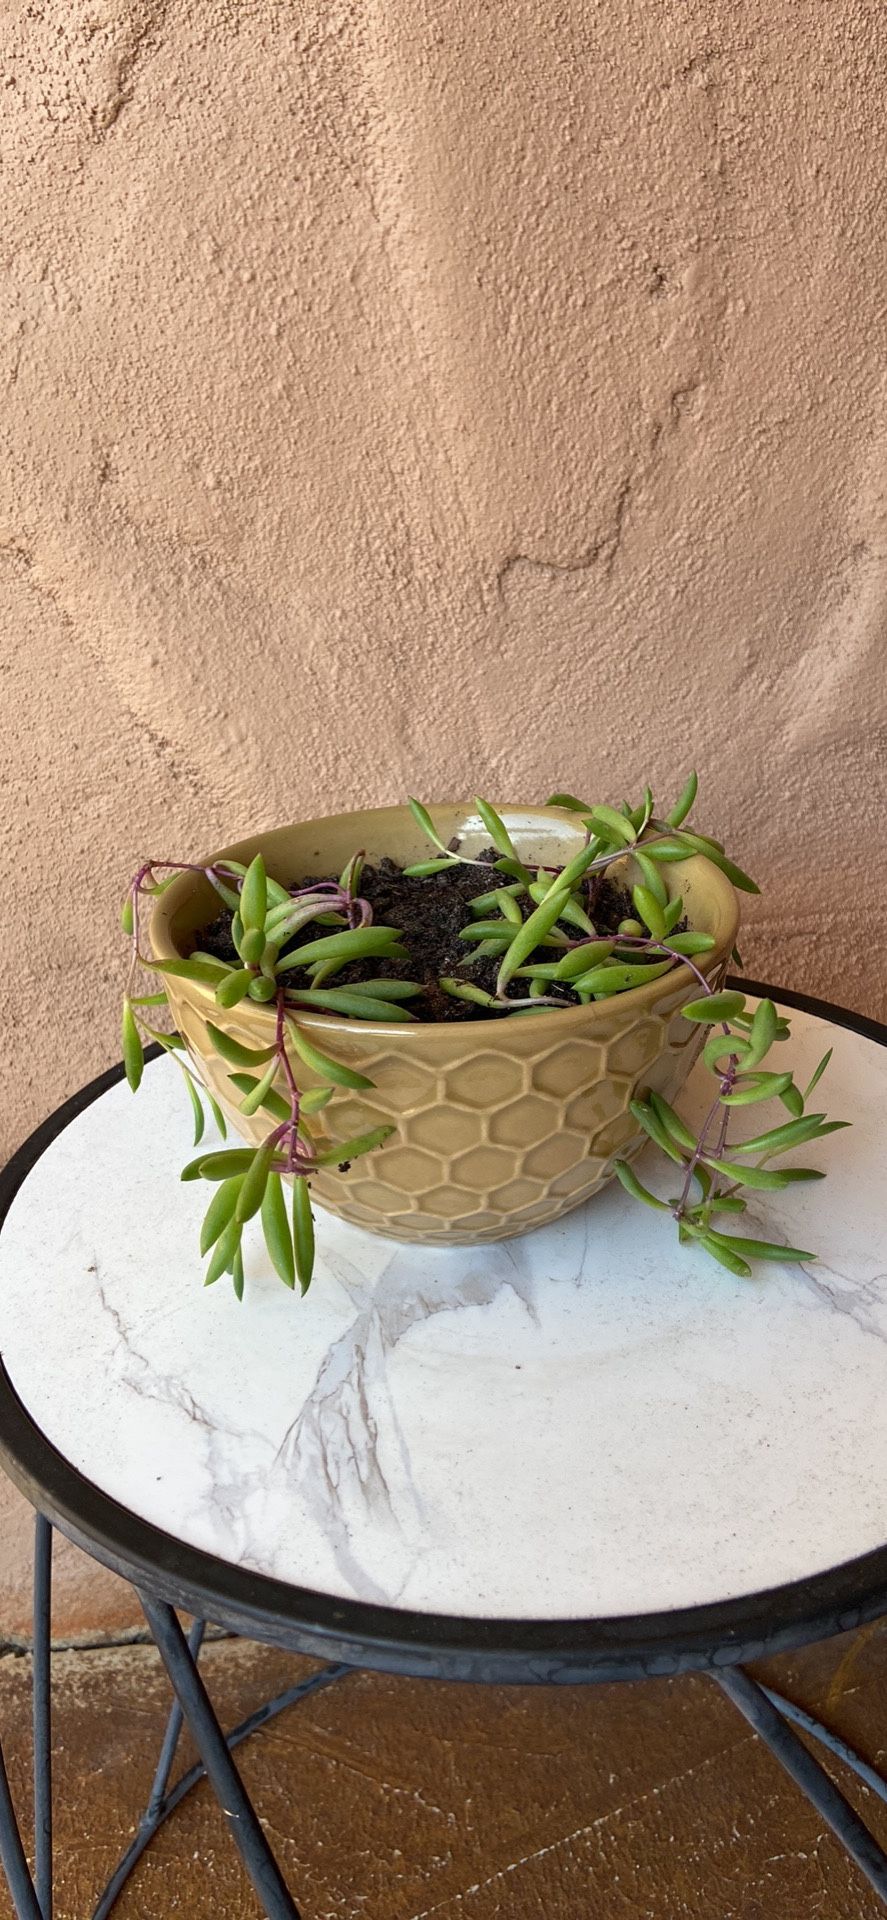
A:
[{"left": 149, "top": 803, "right": 741, "bottom": 1042}]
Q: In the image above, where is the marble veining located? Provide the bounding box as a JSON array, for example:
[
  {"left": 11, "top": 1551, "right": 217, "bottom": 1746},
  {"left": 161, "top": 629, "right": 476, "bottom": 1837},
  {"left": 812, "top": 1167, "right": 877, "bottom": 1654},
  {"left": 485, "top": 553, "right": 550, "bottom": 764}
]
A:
[{"left": 0, "top": 1005, "right": 886, "bottom": 1620}]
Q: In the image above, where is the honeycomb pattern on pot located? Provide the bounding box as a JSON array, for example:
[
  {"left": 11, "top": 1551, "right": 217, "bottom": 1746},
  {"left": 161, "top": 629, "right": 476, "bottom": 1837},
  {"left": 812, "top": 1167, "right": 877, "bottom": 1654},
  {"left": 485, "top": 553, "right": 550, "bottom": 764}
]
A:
[
  {"left": 293, "top": 1012, "right": 707, "bottom": 1246},
  {"left": 171, "top": 957, "right": 723, "bottom": 1248}
]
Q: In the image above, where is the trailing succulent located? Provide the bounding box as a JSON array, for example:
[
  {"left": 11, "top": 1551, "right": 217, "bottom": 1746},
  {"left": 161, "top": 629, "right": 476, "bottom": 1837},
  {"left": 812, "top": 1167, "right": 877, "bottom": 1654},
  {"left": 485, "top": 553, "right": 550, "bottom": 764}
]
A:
[{"left": 120, "top": 774, "right": 844, "bottom": 1296}]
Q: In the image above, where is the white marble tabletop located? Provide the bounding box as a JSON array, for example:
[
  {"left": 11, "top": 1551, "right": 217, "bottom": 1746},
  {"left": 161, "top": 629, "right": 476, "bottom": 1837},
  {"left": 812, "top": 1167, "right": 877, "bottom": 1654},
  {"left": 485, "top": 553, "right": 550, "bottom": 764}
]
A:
[{"left": 0, "top": 1001, "right": 884, "bottom": 1622}]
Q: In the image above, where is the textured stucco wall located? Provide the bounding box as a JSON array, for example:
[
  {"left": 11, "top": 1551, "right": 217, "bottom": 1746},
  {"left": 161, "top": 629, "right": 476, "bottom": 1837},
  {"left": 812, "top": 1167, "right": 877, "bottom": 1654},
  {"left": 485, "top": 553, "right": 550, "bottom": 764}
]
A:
[{"left": 1, "top": 0, "right": 887, "bottom": 1627}]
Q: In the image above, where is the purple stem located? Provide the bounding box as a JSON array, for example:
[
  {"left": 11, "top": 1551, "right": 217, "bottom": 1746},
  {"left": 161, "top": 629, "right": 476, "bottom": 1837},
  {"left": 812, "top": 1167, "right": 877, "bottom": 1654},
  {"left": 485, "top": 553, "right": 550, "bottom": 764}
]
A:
[{"left": 275, "top": 994, "right": 305, "bottom": 1173}]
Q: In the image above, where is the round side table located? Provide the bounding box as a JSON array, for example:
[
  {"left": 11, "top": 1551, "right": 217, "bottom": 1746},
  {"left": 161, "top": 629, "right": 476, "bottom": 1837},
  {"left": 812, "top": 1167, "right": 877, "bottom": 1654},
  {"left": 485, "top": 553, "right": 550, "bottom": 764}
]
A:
[{"left": 2, "top": 982, "right": 887, "bottom": 1917}]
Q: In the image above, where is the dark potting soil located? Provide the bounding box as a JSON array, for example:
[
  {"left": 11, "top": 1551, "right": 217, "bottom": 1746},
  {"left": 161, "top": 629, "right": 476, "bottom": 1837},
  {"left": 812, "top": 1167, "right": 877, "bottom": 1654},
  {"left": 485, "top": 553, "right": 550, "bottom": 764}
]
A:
[{"left": 198, "top": 852, "right": 666, "bottom": 1022}]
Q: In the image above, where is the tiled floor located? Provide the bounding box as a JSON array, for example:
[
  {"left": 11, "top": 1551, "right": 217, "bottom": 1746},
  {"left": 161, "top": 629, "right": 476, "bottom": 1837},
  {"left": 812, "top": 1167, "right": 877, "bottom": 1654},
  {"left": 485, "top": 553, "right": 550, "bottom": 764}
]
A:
[{"left": 1, "top": 1616, "right": 887, "bottom": 1917}]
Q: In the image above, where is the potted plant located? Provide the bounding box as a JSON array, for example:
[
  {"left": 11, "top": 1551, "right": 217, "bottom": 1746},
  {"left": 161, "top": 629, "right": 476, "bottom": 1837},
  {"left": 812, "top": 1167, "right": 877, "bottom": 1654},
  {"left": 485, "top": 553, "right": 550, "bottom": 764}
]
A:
[{"left": 121, "top": 778, "right": 842, "bottom": 1296}]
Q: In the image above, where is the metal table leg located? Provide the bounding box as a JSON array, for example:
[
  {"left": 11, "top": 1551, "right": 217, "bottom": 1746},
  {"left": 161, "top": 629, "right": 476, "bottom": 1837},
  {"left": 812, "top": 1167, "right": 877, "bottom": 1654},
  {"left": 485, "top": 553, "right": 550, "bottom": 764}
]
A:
[
  {"left": 716, "top": 1665, "right": 887, "bottom": 1905},
  {"left": 137, "top": 1592, "right": 303, "bottom": 1920},
  {"left": 0, "top": 1514, "right": 53, "bottom": 1920},
  {"left": 32, "top": 1516, "right": 52, "bottom": 1920},
  {"left": 0, "top": 1746, "right": 43, "bottom": 1920}
]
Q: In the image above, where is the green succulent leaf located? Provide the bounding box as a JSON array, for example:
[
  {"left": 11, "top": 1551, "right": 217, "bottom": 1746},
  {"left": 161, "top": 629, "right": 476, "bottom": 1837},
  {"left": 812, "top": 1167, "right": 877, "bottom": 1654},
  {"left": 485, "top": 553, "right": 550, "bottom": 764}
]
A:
[
  {"left": 260, "top": 1172, "right": 296, "bottom": 1288},
  {"left": 468, "top": 937, "right": 511, "bottom": 959},
  {"left": 702, "top": 1157, "right": 825, "bottom": 1190},
  {"left": 204, "top": 1217, "right": 242, "bottom": 1288},
  {"left": 494, "top": 888, "right": 524, "bottom": 925},
  {"left": 182, "top": 1148, "right": 262, "bottom": 1183},
  {"left": 554, "top": 940, "right": 616, "bottom": 979},
  {"left": 632, "top": 884, "right": 667, "bottom": 940},
  {"left": 460, "top": 920, "right": 519, "bottom": 942},
  {"left": 339, "top": 850, "right": 365, "bottom": 896},
  {"left": 234, "top": 1142, "right": 276, "bottom": 1223},
  {"left": 153, "top": 956, "right": 233, "bottom": 984},
  {"left": 474, "top": 797, "right": 518, "bottom": 861},
  {"left": 526, "top": 881, "right": 593, "bottom": 933},
  {"left": 122, "top": 998, "right": 144, "bottom": 1092},
  {"left": 640, "top": 839, "right": 694, "bottom": 863},
  {"left": 346, "top": 979, "right": 423, "bottom": 1000},
  {"left": 648, "top": 1091, "right": 697, "bottom": 1151},
  {"left": 286, "top": 989, "right": 416, "bottom": 1020},
  {"left": 662, "top": 893, "right": 684, "bottom": 933},
  {"left": 439, "top": 977, "right": 498, "bottom": 1007},
  {"left": 730, "top": 1114, "right": 849, "bottom": 1156},
  {"left": 121, "top": 894, "right": 135, "bottom": 936},
  {"left": 206, "top": 1024, "right": 277, "bottom": 1068},
  {"left": 613, "top": 1160, "right": 669, "bottom": 1211},
  {"left": 138, "top": 1023, "right": 187, "bottom": 1052},
  {"left": 199, "top": 1176, "right": 243, "bottom": 1256},
  {"left": 574, "top": 959, "right": 673, "bottom": 995},
  {"left": 671, "top": 833, "right": 759, "bottom": 893},
  {"left": 215, "top": 969, "right": 254, "bottom": 1008},
  {"left": 496, "top": 888, "right": 571, "bottom": 995},
  {"left": 682, "top": 1225, "right": 752, "bottom": 1277},
  {"left": 301, "top": 1087, "right": 333, "bottom": 1112},
  {"left": 545, "top": 792, "right": 594, "bottom": 813},
  {"left": 408, "top": 798, "right": 451, "bottom": 855},
  {"left": 705, "top": 1232, "right": 814, "bottom": 1263},
  {"left": 738, "top": 998, "right": 779, "bottom": 1071},
  {"left": 314, "top": 1124, "right": 394, "bottom": 1166},
  {"left": 494, "top": 856, "right": 535, "bottom": 885},
  {"left": 542, "top": 842, "right": 599, "bottom": 899},
  {"left": 804, "top": 1048, "right": 834, "bottom": 1101},
  {"left": 664, "top": 770, "right": 698, "bottom": 828},
  {"left": 207, "top": 873, "right": 242, "bottom": 912},
  {"left": 276, "top": 926, "right": 405, "bottom": 971},
  {"left": 664, "top": 931, "right": 716, "bottom": 956},
  {"left": 183, "top": 1070, "right": 205, "bottom": 1144},
  {"left": 239, "top": 854, "right": 268, "bottom": 932},
  {"left": 719, "top": 1071, "right": 795, "bottom": 1106},
  {"left": 248, "top": 976, "right": 278, "bottom": 1002},
  {"left": 402, "top": 857, "right": 457, "bottom": 877},
  {"left": 240, "top": 927, "right": 266, "bottom": 967},
  {"left": 702, "top": 1031, "right": 751, "bottom": 1070},
  {"left": 629, "top": 1099, "right": 685, "bottom": 1164},
  {"left": 238, "top": 1056, "right": 282, "bottom": 1117},
  {"left": 632, "top": 850, "right": 668, "bottom": 907},
  {"left": 226, "top": 1072, "right": 290, "bottom": 1122},
  {"left": 284, "top": 1021, "right": 373, "bottom": 1089},
  {"left": 584, "top": 804, "right": 637, "bottom": 845},
  {"left": 292, "top": 1177, "right": 315, "bottom": 1294},
  {"left": 470, "top": 883, "right": 523, "bottom": 916},
  {"left": 682, "top": 990, "right": 747, "bottom": 1024}
]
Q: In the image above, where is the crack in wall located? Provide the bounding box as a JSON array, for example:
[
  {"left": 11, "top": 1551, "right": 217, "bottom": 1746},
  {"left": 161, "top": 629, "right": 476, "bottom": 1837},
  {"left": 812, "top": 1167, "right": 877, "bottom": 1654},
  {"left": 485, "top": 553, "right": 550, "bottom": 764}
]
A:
[
  {"left": 90, "top": 2, "right": 170, "bottom": 138},
  {"left": 495, "top": 363, "right": 708, "bottom": 604},
  {"left": 496, "top": 472, "right": 632, "bottom": 600}
]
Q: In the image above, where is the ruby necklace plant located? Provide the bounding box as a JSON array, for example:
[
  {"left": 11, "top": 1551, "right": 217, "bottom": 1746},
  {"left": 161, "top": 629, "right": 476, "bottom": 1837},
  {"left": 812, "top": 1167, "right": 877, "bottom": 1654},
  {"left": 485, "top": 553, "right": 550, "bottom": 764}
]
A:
[{"left": 120, "top": 775, "right": 845, "bottom": 1295}]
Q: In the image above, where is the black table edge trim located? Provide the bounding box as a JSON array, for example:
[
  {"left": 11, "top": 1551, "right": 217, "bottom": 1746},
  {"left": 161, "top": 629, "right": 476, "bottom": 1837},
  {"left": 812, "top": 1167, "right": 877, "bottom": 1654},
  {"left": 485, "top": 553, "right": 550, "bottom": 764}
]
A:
[{"left": 1, "top": 984, "right": 885, "bottom": 1685}]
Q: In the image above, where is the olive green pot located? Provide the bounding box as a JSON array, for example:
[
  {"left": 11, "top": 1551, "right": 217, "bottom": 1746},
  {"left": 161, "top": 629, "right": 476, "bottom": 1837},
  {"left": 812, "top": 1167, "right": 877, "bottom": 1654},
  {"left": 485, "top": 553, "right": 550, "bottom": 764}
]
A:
[{"left": 151, "top": 804, "right": 740, "bottom": 1245}]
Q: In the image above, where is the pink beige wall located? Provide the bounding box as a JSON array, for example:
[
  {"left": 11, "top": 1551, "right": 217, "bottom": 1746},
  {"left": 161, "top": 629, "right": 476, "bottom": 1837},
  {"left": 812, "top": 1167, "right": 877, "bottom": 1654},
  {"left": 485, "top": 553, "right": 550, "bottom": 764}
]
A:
[{"left": 1, "top": 0, "right": 886, "bottom": 1629}]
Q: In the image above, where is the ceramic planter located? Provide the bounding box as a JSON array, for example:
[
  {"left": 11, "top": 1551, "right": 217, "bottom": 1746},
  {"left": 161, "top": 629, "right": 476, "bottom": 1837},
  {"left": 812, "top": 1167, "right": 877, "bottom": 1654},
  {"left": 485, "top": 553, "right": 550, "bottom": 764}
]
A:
[{"left": 151, "top": 805, "right": 740, "bottom": 1245}]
